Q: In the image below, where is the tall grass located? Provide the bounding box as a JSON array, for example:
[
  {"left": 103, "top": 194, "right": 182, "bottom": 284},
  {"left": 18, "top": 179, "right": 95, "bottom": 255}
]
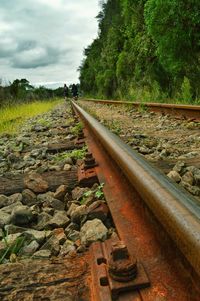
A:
[{"left": 0, "top": 98, "right": 63, "bottom": 134}]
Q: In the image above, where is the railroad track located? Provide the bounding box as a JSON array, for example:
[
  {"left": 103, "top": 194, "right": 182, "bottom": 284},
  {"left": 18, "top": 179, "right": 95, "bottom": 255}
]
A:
[
  {"left": 72, "top": 101, "right": 200, "bottom": 300},
  {"left": 79, "top": 99, "right": 200, "bottom": 202},
  {"left": 82, "top": 99, "right": 200, "bottom": 120},
  {"left": 0, "top": 102, "right": 199, "bottom": 300}
]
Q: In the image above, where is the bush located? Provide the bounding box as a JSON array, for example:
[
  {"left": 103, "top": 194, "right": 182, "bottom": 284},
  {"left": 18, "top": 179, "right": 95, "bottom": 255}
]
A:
[{"left": 181, "top": 77, "right": 192, "bottom": 103}]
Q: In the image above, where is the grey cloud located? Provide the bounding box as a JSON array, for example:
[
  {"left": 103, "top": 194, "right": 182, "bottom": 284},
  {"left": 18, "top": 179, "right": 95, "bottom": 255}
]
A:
[
  {"left": 17, "top": 40, "right": 37, "bottom": 52},
  {"left": 0, "top": 0, "right": 99, "bottom": 85},
  {"left": 11, "top": 45, "right": 66, "bottom": 69}
]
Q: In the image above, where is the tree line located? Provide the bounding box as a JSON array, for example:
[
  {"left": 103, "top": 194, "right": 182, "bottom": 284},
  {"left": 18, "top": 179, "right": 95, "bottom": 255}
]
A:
[
  {"left": 0, "top": 79, "right": 77, "bottom": 107},
  {"left": 79, "top": 0, "right": 200, "bottom": 103}
]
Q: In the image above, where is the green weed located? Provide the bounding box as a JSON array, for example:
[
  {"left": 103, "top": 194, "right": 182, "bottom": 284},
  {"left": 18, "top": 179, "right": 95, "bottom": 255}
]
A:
[
  {"left": 37, "top": 118, "right": 52, "bottom": 127},
  {"left": 71, "top": 122, "right": 84, "bottom": 136},
  {"left": 53, "top": 146, "right": 87, "bottom": 162},
  {"left": 95, "top": 183, "right": 104, "bottom": 199},
  {"left": 139, "top": 102, "right": 148, "bottom": 113},
  {"left": 110, "top": 120, "right": 122, "bottom": 135},
  {"left": 80, "top": 183, "right": 105, "bottom": 205},
  {"left": 181, "top": 77, "right": 192, "bottom": 103},
  {"left": 69, "top": 147, "right": 87, "bottom": 160},
  {"left": 0, "top": 231, "right": 26, "bottom": 264}
]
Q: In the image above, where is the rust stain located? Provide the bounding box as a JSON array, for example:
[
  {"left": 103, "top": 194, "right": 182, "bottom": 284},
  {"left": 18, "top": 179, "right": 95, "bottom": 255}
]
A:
[{"left": 82, "top": 125, "right": 200, "bottom": 301}]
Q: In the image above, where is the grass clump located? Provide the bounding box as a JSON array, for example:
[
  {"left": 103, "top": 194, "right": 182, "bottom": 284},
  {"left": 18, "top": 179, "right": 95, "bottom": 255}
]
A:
[
  {"left": 80, "top": 183, "right": 105, "bottom": 205},
  {"left": 71, "top": 122, "right": 84, "bottom": 136},
  {"left": 36, "top": 117, "right": 52, "bottom": 127},
  {"left": 53, "top": 146, "right": 87, "bottom": 162},
  {"left": 0, "top": 98, "right": 63, "bottom": 134},
  {"left": 0, "top": 231, "right": 26, "bottom": 264}
]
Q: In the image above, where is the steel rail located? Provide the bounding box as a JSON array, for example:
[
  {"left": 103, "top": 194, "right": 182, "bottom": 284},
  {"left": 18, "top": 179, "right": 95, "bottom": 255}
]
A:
[
  {"left": 72, "top": 101, "right": 200, "bottom": 278},
  {"left": 82, "top": 98, "right": 200, "bottom": 119}
]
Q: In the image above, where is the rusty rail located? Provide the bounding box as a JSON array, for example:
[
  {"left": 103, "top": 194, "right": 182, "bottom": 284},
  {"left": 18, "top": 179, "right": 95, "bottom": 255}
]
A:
[
  {"left": 82, "top": 98, "right": 200, "bottom": 120},
  {"left": 72, "top": 101, "right": 200, "bottom": 279}
]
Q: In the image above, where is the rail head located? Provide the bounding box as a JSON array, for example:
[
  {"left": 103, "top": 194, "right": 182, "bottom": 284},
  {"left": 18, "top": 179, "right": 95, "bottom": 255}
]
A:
[
  {"left": 82, "top": 98, "right": 200, "bottom": 110},
  {"left": 72, "top": 100, "right": 200, "bottom": 278},
  {"left": 81, "top": 98, "right": 200, "bottom": 120}
]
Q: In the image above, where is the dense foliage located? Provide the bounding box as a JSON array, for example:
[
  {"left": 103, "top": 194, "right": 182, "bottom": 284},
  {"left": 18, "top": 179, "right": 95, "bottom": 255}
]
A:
[{"left": 79, "top": 0, "right": 200, "bottom": 103}]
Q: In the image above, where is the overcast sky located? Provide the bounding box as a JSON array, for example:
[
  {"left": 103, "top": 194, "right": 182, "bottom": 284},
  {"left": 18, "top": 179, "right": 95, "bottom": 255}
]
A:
[{"left": 0, "top": 0, "right": 100, "bottom": 88}]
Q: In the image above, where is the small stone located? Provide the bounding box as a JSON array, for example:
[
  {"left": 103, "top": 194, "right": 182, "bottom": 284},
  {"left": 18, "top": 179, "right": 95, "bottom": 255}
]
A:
[
  {"left": 37, "top": 165, "right": 49, "bottom": 173},
  {"left": 44, "top": 211, "right": 70, "bottom": 229},
  {"left": 9, "top": 253, "right": 17, "bottom": 263},
  {"left": 43, "top": 207, "right": 55, "bottom": 216},
  {"left": 63, "top": 164, "right": 71, "bottom": 171},
  {"left": 24, "top": 229, "right": 46, "bottom": 244},
  {"left": 51, "top": 228, "right": 66, "bottom": 244},
  {"left": 63, "top": 157, "right": 73, "bottom": 165},
  {"left": 37, "top": 192, "right": 54, "bottom": 203},
  {"left": 30, "top": 203, "right": 41, "bottom": 214},
  {"left": 40, "top": 235, "right": 60, "bottom": 256},
  {"left": 182, "top": 171, "right": 194, "bottom": 186},
  {"left": 54, "top": 185, "right": 68, "bottom": 201},
  {"left": 67, "top": 203, "right": 79, "bottom": 216},
  {"left": 9, "top": 193, "right": 23, "bottom": 203},
  {"left": 134, "top": 133, "right": 146, "bottom": 139},
  {"left": 173, "top": 161, "right": 185, "bottom": 174},
  {"left": 178, "top": 152, "right": 199, "bottom": 159},
  {"left": 139, "top": 146, "right": 151, "bottom": 154},
  {"left": 49, "top": 165, "right": 61, "bottom": 172},
  {"left": 189, "top": 186, "right": 200, "bottom": 196},
  {"left": 65, "top": 222, "right": 79, "bottom": 235},
  {"left": 159, "top": 149, "right": 169, "bottom": 158},
  {"left": 80, "top": 219, "right": 108, "bottom": 246},
  {"left": 181, "top": 182, "right": 200, "bottom": 196},
  {"left": 71, "top": 205, "right": 88, "bottom": 224},
  {"left": 67, "top": 230, "right": 80, "bottom": 242},
  {"left": 192, "top": 168, "right": 200, "bottom": 185},
  {"left": 63, "top": 192, "right": 71, "bottom": 205},
  {"left": 10, "top": 206, "right": 34, "bottom": 226},
  {"left": 21, "top": 240, "right": 40, "bottom": 255},
  {"left": 185, "top": 166, "right": 198, "bottom": 174},
  {"left": 83, "top": 195, "right": 96, "bottom": 207},
  {"left": 167, "top": 170, "right": 181, "bottom": 183},
  {"left": 1, "top": 201, "right": 23, "bottom": 214},
  {"left": 71, "top": 187, "right": 88, "bottom": 201},
  {"left": 0, "top": 195, "right": 15, "bottom": 209},
  {"left": 24, "top": 173, "right": 48, "bottom": 193},
  {"left": 87, "top": 201, "right": 109, "bottom": 222},
  {"left": 6, "top": 233, "right": 22, "bottom": 245},
  {"left": 4, "top": 225, "right": 28, "bottom": 234},
  {"left": 34, "top": 212, "right": 52, "bottom": 230},
  {"left": 22, "top": 189, "right": 37, "bottom": 206},
  {"left": 30, "top": 149, "right": 41, "bottom": 158},
  {"left": 77, "top": 245, "right": 86, "bottom": 253},
  {"left": 43, "top": 197, "right": 65, "bottom": 211},
  {"left": 33, "top": 249, "right": 51, "bottom": 258},
  {"left": 60, "top": 240, "right": 76, "bottom": 256}
]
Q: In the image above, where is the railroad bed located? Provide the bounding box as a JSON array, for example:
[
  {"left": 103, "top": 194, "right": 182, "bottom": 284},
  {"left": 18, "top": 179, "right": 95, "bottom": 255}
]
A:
[
  {"left": 79, "top": 100, "right": 200, "bottom": 203},
  {"left": 0, "top": 101, "right": 200, "bottom": 300}
]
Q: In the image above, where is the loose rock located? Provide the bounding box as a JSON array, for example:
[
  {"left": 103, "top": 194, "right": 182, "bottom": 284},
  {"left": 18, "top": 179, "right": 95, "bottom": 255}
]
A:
[
  {"left": 80, "top": 218, "right": 108, "bottom": 246},
  {"left": 45, "top": 210, "right": 70, "bottom": 229},
  {"left": 60, "top": 240, "right": 76, "bottom": 256},
  {"left": 22, "top": 189, "right": 37, "bottom": 206},
  {"left": 10, "top": 206, "right": 34, "bottom": 226},
  {"left": 24, "top": 173, "right": 49, "bottom": 193},
  {"left": 167, "top": 170, "right": 181, "bottom": 183}
]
